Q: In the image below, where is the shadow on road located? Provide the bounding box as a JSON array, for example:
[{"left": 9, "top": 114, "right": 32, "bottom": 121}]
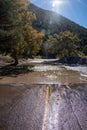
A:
[{"left": 0, "top": 64, "right": 33, "bottom": 77}]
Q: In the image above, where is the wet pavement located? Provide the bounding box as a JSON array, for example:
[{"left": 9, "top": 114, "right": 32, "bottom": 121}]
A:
[
  {"left": 0, "top": 83, "right": 87, "bottom": 130},
  {"left": 0, "top": 59, "right": 87, "bottom": 130},
  {"left": 0, "top": 84, "right": 46, "bottom": 130},
  {"left": 45, "top": 84, "right": 87, "bottom": 130},
  {"left": 0, "top": 64, "right": 87, "bottom": 85}
]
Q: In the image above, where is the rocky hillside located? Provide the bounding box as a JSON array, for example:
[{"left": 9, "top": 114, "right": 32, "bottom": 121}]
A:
[{"left": 28, "top": 3, "right": 87, "bottom": 55}]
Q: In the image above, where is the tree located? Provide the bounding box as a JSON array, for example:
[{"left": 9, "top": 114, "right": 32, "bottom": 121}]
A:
[
  {"left": 0, "top": 0, "right": 26, "bottom": 65},
  {"left": 23, "top": 26, "right": 44, "bottom": 57},
  {"left": 45, "top": 31, "right": 82, "bottom": 58},
  {"left": 21, "top": 9, "right": 44, "bottom": 57},
  {"left": 0, "top": 0, "right": 44, "bottom": 65}
]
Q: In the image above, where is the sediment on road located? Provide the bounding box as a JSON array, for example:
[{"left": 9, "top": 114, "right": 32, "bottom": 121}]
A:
[{"left": 0, "top": 83, "right": 87, "bottom": 130}]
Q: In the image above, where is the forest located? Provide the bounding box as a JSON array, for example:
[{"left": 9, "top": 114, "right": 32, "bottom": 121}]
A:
[{"left": 0, "top": 0, "right": 87, "bottom": 65}]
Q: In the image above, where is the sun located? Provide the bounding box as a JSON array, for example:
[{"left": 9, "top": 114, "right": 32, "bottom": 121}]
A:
[
  {"left": 51, "top": 0, "right": 68, "bottom": 12},
  {"left": 52, "top": 0, "right": 64, "bottom": 8}
]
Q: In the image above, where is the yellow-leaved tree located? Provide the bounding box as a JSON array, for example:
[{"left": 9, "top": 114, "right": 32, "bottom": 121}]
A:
[{"left": 0, "top": 0, "right": 44, "bottom": 65}]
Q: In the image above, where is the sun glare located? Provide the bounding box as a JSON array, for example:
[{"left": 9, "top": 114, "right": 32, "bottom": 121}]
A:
[
  {"left": 52, "top": 0, "right": 64, "bottom": 7},
  {"left": 51, "top": 0, "right": 69, "bottom": 12}
]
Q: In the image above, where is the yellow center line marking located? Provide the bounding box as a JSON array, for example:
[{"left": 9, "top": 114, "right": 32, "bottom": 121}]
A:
[{"left": 42, "top": 86, "right": 50, "bottom": 130}]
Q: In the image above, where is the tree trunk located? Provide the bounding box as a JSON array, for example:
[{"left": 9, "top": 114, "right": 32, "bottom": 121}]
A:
[{"left": 11, "top": 51, "right": 18, "bottom": 66}]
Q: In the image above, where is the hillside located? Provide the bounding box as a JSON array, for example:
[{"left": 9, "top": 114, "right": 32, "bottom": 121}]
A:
[{"left": 28, "top": 3, "right": 87, "bottom": 55}]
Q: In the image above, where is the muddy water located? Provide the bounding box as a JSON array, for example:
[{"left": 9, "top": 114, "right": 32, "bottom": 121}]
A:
[
  {"left": 0, "top": 63, "right": 87, "bottom": 85},
  {"left": 0, "top": 59, "right": 87, "bottom": 130}
]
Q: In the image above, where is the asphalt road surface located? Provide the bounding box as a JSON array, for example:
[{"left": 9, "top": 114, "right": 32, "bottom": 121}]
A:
[{"left": 0, "top": 83, "right": 87, "bottom": 130}]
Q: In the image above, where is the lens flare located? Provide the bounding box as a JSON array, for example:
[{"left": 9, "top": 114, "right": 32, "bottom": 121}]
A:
[
  {"left": 50, "top": 0, "right": 69, "bottom": 12},
  {"left": 51, "top": 0, "right": 64, "bottom": 7}
]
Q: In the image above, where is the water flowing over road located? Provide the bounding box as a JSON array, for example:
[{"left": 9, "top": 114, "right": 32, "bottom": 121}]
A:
[{"left": 0, "top": 59, "right": 87, "bottom": 130}]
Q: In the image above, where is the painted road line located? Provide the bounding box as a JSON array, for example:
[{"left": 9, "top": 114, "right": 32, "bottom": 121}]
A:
[{"left": 42, "top": 86, "right": 50, "bottom": 130}]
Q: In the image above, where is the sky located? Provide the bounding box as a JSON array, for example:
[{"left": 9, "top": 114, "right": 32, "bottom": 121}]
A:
[{"left": 30, "top": 0, "right": 87, "bottom": 28}]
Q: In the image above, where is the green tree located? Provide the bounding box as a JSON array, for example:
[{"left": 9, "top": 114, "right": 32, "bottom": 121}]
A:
[
  {"left": 0, "top": 0, "right": 44, "bottom": 65},
  {"left": 46, "top": 31, "right": 82, "bottom": 58},
  {"left": 0, "top": 0, "right": 27, "bottom": 65}
]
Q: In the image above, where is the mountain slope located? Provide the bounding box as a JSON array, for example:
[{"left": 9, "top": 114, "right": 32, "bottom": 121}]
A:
[
  {"left": 29, "top": 3, "right": 87, "bottom": 33},
  {"left": 28, "top": 3, "right": 87, "bottom": 55}
]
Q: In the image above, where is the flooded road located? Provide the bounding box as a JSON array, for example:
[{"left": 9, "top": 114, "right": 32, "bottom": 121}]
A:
[
  {"left": 0, "top": 61, "right": 87, "bottom": 84},
  {"left": 0, "top": 59, "right": 87, "bottom": 130}
]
